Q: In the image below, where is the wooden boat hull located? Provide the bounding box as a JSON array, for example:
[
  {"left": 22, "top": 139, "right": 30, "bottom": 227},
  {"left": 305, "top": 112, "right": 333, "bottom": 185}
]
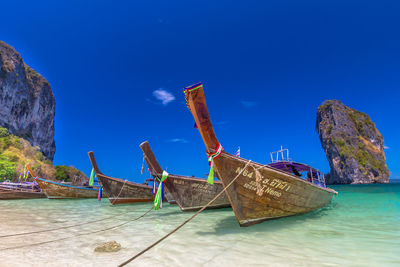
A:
[
  {"left": 215, "top": 152, "right": 336, "bottom": 226},
  {"left": 35, "top": 178, "right": 100, "bottom": 199},
  {"left": 0, "top": 187, "right": 46, "bottom": 200},
  {"left": 96, "top": 175, "right": 154, "bottom": 205},
  {"left": 185, "top": 83, "right": 337, "bottom": 226},
  {"left": 165, "top": 189, "right": 177, "bottom": 205},
  {"left": 88, "top": 151, "right": 154, "bottom": 205},
  {"left": 163, "top": 174, "right": 230, "bottom": 211},
  {"left": 140, "top": 141, "right": 230, "bottom": 212}
]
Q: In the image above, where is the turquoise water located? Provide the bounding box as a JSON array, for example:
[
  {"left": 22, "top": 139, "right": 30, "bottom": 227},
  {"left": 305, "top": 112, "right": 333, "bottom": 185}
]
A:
[{"left": 0, "top": 184, "right": 399, "bottom": 266}]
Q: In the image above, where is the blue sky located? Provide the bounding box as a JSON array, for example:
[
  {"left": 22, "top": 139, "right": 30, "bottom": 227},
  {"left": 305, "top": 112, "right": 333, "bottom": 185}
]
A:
[{"left": 1, "top": 0, "right": 399, "bottom": 182}]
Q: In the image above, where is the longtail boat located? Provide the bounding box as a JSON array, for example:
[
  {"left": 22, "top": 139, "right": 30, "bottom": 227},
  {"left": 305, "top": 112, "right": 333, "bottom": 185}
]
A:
[
  {"left": 35, "top": 177, "right": 101, "bottom": 199},
  {"left": 139, "top": 141, "right": 230, "bottom": 211},
  {"left": 0, "top": 182, "right": 45, "bottom": 200},
  {"left": 184, "top": 83, "right": 337, "bottom": 226},
  {"left": 88, "top": 151, "right": 154, "bottom": 204}
]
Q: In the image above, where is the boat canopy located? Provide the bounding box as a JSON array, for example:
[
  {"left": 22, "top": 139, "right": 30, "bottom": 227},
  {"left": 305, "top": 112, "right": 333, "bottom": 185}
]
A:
[
  {"left": 268, "top": 161, "right": 320, "bottom": 176},
  {"left": 268, "top": 147, "right": 326, "bottom": 188}
]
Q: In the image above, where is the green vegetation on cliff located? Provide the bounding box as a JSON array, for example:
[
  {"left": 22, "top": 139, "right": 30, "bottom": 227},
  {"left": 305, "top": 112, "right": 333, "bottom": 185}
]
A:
[
  {"left": 0, "top": 127, "right": 87, "bottom": 183},
  {"left": 0, "top": 155, "right": 16, "bottom": 180},
  {"left": 54, "top": 165, "right": 86, "bottom": 182}
]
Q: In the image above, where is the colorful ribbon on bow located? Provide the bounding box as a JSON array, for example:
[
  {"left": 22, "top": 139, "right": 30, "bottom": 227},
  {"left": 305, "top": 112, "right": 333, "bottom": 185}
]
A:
[
  {"left": 89, "top": 168, "right": 94, "bottom": 186},
  {"left": 183, "top": 82, "right": 203, "bottom": 110},
  {"left": 98, "top": 187, "right": 102, "bottom": 201},
  {"left": 154, "top": 171, "right": 168, "bottom": 210},
  {"left": 152, "top": 177, "right": 157, "bottom": 194},
  {"left": 207, "top": 143, "right": 223, "bottom": 184}
]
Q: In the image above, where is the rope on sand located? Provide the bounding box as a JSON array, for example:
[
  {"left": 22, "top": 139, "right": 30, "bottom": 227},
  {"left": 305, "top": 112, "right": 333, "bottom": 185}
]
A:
[
  {"left": 0, "top": 207, "right": 153, "bottom": 251},
  {"left": 0, "top": 180, "right": 135, "bottom": 239},
  {"left": 118, "top": 159, "right": 253, "bottom": 267},
  {"left": 0, "top": 204, "right": 147, "bottom": 239}
]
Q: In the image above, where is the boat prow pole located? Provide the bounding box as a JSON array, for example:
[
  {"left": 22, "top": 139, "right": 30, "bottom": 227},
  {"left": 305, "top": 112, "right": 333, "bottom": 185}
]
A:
[
  {"left": 185, "top": 83, "right": 220, "bottom": 154},
  {"left": 88, "top": 151, "right": 103, "bottom": 176},
  {"left": 139, "top": 141, "right": 164, "bottom": 177}
]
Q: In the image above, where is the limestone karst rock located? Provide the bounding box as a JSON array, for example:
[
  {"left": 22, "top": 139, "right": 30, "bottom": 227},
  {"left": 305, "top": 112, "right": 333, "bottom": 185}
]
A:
[
  {"left": 316, "top": 100, "right": 389, "bottom": 184},
  {"left": 0, "top": 41, "right": 55, "bottom": 160}
]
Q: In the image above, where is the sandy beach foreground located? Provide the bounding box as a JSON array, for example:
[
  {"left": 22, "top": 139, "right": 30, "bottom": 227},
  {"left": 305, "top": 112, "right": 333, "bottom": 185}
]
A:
[{"left": 0, "top": 184, "right": 399, "bottom": 267}]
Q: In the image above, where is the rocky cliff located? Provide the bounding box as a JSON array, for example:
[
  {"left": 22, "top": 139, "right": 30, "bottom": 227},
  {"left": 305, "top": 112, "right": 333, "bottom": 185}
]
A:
[
  {"left": 0, "top": 41, "right": 55, "bottom": 160},
  {"left": 316, "top": 100, "right": 389, "bottom": 184}
]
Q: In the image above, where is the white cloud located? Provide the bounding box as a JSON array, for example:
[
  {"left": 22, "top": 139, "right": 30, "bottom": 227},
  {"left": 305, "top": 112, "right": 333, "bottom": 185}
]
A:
[
  {"left": 241, "top": 101, "right": 257, "bottom": 108},
  {"left": 167, "top": 138, "right": 188, "bottom": 143},
  {"left": 153, "top": 89, "right": 175, "bottom": 105},
  {"left": 384, "top": 146, "right": 390, "bottom": 149}
]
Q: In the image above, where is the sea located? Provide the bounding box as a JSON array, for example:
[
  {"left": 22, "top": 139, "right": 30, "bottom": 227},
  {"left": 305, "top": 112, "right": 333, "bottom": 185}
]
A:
[{"left": 0, "top": 183, "right": 399, "bottom": 267}]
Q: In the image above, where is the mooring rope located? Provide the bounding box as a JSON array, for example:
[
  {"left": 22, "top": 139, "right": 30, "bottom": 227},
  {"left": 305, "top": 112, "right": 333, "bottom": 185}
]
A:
[
  {"left": 0, "top": 204, "right": 141, "bottom": 239},
  {"left": 118, "top": 159, "right": 253, "bottom": 267},
  {"left": 0, "top": 206, "right": 153, "bottom": 251},
  {"left": 110, "top": 179, "right": 128, "bottom": 205},
  {"left": 0, "top": 178, "right": 134, "bottom": 239}
]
